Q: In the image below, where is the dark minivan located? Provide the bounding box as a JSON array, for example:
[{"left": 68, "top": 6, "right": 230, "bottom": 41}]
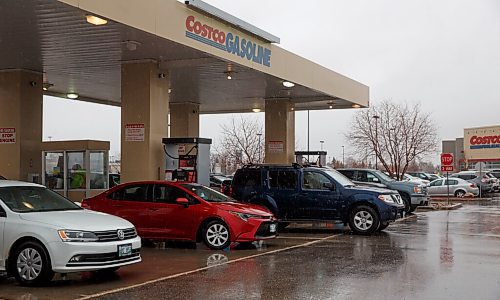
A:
[{"left": 230, "top": 165, "right": 405, "bottom": 235}]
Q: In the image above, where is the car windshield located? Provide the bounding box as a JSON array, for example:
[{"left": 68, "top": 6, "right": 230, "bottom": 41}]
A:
[
  {"left": 0, "top": 186, "right": 82, "bottom": 213},
  {"left": 374, "top": 170, "right": 396, "bottom": 182},
  {"left": 324, "top": 169, "right": 355, "bottom": 187},
  {"left": 182, "top": 184, "right": 232, "bottom": 203}
]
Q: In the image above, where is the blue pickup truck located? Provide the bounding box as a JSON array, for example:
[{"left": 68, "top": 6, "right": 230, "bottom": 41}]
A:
[
  {"left": 338, "top": 168, "right": 429, "bottom": 213},
  {"left": 230, "top": 165, "right": 405, "bottom": 235}
]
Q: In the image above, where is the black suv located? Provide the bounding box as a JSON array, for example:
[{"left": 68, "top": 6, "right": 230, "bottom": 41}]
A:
[{"left": 230, "top": 165, "right": 405, "bottom": 235}]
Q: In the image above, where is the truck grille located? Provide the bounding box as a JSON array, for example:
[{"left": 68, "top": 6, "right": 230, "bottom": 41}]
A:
[
  {"left": 391, "top": 194, "right": 404, "bottom": 205},
  {"left": 94, "top": 228, "right": 137, "bottom": 242}
]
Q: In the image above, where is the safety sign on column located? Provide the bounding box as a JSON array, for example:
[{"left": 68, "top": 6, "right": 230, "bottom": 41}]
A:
[{"left": 0, "top": 127, "right": 16, "bottom": 144}]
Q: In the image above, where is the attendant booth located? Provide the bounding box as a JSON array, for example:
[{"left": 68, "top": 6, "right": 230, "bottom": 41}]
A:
[{"left": 41, "top": 140, "right": 109, "bottom": 202}]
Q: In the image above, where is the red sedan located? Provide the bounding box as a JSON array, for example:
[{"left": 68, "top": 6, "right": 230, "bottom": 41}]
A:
[{"left": 81, "top": 181, "right": 277, "bottom": 250}]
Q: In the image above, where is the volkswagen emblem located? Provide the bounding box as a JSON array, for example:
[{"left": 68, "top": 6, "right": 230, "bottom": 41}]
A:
[{"left": 117, "top": 230, "right": 125, "bottom": 240}]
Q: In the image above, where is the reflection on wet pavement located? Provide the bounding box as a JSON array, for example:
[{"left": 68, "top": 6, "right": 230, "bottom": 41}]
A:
[
  {"left": 97, "top": 202, "right": 500, "bottom": 300},
  {"left": 1, "top": 202, "right": 499, "bottom": 300}
]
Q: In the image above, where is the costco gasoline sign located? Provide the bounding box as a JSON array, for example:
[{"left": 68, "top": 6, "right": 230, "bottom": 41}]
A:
[{"left": 185, "top": 15, "right": 272, "bottom": 67}]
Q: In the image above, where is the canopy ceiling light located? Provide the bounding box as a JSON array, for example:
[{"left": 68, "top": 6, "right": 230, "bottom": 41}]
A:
[
  {"left": 282, "top": 81, "right": 295, "bottom": 88},
  {"left": 42, "top": 82, "right": 53, "bottom": 91},
  {"left": 86, "top": 15, "right": 108, "bottom": 26},
  {"left": 328, "top": 101, "right": 334, "bottom": 109},
  {"left": 352, "top": 104, "right": 361, "bottom": 108},
  {"left": 225, "top": 71, "right": 233, "bottom": 80},
  {"left": 66, "top": 93, "right": 79, "bottom": 99},
  {"left": 252, "top": 108, "right": 262, "bottom": 113}
]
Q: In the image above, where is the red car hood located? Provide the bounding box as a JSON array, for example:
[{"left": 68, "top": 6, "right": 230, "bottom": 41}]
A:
[{"left": 214, "top": 201, "right": 273, "bottom": 217}]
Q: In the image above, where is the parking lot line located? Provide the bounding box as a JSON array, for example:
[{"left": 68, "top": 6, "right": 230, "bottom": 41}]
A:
[{"left": 77, "top": 233, "right": 342, "bottom": 300}]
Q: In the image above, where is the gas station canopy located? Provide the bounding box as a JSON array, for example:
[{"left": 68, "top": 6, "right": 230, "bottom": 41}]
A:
[{"left": 0, "top": 0, "right": 369, "bottom": 113}]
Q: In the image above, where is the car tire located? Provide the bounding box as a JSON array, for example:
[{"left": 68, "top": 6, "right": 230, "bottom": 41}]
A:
[
  {"left": 401, "top": 194, "right": 412, "bottom": 214},
  {"left": 349, "top": 205, "right": 380, "bottom": 235},
  {"left": 203, "top": 220, "right": 231, "bottom": 250},
  {"left": 454, "top": 190, "right": 466, "bottom": 198},
  {"left": 377, "top": 222, "right": 390, "bottom": 231},
  {"left": 12, "top": 241, "right": 54, "bottom": 286}
]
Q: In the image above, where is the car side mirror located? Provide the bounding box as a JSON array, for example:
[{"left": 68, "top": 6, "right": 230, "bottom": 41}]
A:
[
  {"left": 323, "top": 182, "right": 335, "bottom": 191},
  {"left": 176, "top": 197, "right": 189, "bottom": 208}
]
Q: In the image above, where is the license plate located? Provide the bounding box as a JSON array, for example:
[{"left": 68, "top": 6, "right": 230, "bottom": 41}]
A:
[
  {"left": 118, "top": 244, "right": 132, "bottom": 257},
  {"left": 269, "top": 223, "right": 277, "bottom": 233}
]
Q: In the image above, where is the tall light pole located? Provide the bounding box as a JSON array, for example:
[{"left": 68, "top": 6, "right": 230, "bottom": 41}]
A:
[
  {"left": 257, "top": 133, "right": 262, "bottom": 163},
  {"left": 307, "top": 109, "right": 310, "bottom": 162},
  {"left": 320, "top": 140, "right": 324, "bottom": 151},
  {"left": 372, "top": 115, "right": 380, "bottom": 170},
  {"left": 342, "top": 145, "right": 345, "bottom": 167}
]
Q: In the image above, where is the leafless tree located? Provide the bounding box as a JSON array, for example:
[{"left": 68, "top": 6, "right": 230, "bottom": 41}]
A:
[
  {"left": 346, "top": 100, "right": 438, "bottom": 180},
  {"left": 212, "top": 116, "right": 264, "bottom": 174}
]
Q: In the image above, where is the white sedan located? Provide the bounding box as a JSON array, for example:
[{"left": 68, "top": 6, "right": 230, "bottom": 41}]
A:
[
  {"left": 427, "top": 178, "right": 479, "bottom": 197},
  {"left": 0, "top": 181, "right": 141, "bottom": 286}
]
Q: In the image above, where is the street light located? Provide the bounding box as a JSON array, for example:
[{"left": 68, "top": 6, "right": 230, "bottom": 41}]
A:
[{"left": 372, "top": 115, "right": 380, "bottom": 170}]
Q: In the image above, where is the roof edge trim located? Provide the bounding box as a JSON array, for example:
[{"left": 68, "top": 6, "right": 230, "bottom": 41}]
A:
[{"left": 184, "top": 0, "right": 280, "bottom": 44}]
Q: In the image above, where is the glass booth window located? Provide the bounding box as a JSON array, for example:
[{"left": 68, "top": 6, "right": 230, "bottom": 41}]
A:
[
  {"left": 90, "top": 151, "right": 107, "bottom": 189},
  {"left": 67, "top": 152, "right": 85, "bottom": 190},
  {"left": 44, "top": 152, "right": 64, "bottom": 190}
]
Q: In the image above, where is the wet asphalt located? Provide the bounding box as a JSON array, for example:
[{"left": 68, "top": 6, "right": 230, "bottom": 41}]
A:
[{"left": 1, "top": 200, "right": 500, "bottom": 300}]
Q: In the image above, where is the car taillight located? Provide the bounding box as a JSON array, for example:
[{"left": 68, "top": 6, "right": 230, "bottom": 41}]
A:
[
  {"left": 470, "top": 184, "right": 476, "bottom": 188},
  {"left": 228, "top": 186, "right": 233, "bottom": 197}
]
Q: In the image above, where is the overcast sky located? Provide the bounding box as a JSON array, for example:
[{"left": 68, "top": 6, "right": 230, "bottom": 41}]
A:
[{"left": 43, "top": 0, "right": 500, "bottom": 163}]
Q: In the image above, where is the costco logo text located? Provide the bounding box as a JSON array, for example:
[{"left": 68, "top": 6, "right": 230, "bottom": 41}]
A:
[
  {"left": 185, "top": 16, "right": 271, "bottom": 67},
  {"left": 470, "top": 135, "right": 500, "bottom": 149}
]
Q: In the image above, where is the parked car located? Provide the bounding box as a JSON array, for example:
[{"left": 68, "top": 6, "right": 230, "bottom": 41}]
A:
[
  {"left": 209, "top": 174, "right": 231, "bottom": 191},
  {"left": 338, "top": 168, "right": 429, "bottom": 213},
  {"left": 450, "top": 171, "right": 496, "bottom": 193},
  {"left": 407, "top": 172, "right": 441, "bottom": 182},
  {"left": 427, "top": 178, "right": 479, "bottom": 197},
  {"left": 0, "top": 181, "right": 141, "bottom": 286},
  {"left": 489, "top": 169, "right": 500, "bottom": 179},
  {"left": 402, "top": 174, "right": 430, "bottom": 185},
  {"left": 82, "top": 181, "right": 277, "bottom": 250},
  {"left": 230, "top": 165, "right": 405, "bottom": 235}
]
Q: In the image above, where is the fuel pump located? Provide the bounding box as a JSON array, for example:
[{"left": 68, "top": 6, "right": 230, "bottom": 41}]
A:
[{"left": 162, "top": 137, "right": 211, "bottom": 186}]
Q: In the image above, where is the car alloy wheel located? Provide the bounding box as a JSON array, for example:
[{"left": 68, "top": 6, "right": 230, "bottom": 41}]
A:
[
  {"left": 204, "top": 221, "right": 231, "bottom": 250},
  {"left": 455, "top": 190, "right": 465, "bottom": 198},
  {"left": 353, "top": 211, "right": 374, "bottom": 231},
  {"left": 12, "top": 241, "right": 54, "bottom": 286},
  {"left": 17, "top": 248, "right": 43, "bottom": 281},
  {"left": 349, "top": 205, "right": 380, "bottom": 235}
]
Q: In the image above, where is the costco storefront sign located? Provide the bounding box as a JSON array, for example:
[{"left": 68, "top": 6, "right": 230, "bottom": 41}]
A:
[
  {"left": 464, "top": 126, "right": 500, "bottom": 162},
  {"left": 469, "top": 135, "right": 500, "bottom": 149}
]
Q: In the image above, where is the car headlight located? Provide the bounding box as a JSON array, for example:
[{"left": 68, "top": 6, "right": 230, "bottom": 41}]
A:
[
  {"left": 58, "top": 230, "right": 99, "bottom": 242},
  {"left": 378, "top": 195, "right": 395, "bottom": 204},
  {"left": 229, "top": 211, "right": 262, "bottom": 222},
  {"left": 413, "top": 186, "right": 423, "bottom": 194}
]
